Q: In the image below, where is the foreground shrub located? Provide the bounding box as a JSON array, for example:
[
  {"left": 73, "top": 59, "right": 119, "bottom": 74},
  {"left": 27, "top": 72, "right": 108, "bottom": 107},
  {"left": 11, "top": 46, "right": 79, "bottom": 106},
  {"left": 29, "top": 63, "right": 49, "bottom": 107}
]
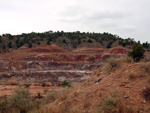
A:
[
  {"left": 97, "top": 95, "right": 135, "bottom": 113},
  {"left": 61, "top": 80, "right": 71, "bottom": 87},
  {"left": 0, "top": 97, "right": 10, "bottom": 113},
  {"left": 45, "top": 90, "right": 58, "bottom": 103},
  {"left": 101, "top": 96, "right": 119, "bottom": 112},
  {"left": 9, "top": 89, "right": 34, "bottom": 113},
  {"left": 44, "top": 88, "right": 73, "bottom": 105},
  {"left": 103, "top": 57, "right": 120, "bottom": 72}
]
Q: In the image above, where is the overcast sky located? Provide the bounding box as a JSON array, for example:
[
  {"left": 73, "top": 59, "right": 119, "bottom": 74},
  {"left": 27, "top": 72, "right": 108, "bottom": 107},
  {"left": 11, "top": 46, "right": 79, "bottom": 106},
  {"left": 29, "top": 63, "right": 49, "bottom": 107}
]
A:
[{"left": 0, "top": 0, "right": 149, "bottom": 42}]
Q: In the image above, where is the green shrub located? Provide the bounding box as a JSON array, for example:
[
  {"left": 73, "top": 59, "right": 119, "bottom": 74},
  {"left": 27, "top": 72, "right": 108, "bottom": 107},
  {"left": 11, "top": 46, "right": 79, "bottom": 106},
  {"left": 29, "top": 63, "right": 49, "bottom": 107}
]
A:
[
  {"left": 0, "top": 97, "right": 10, "bottom": 113},
  {"left": 42, "top": 83, "right": 46, "bottom": 87},
  {"left": 96, "top": 94, "right": 136, "bottom": 113},
  {"left": 61, "top": 80, "right": 71, "bottom": 87},
  {"left": 102, "top": 96, "right": 119, "bottom": 112},
  {"left": 128, "top": 43, "right": 145, "bottom": 62},
  {"left": 24, "top": 83, "right": 31, "bottom": 88},
  {"left": 9, "top": 89, "right": 34, "bottom": 113}
]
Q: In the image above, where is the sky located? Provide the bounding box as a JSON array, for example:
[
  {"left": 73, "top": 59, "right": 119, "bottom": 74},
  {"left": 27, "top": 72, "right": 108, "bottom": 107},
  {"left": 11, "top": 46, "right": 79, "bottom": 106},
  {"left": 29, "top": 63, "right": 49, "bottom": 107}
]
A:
[{"left": 0, "top": 0, "right": 150, "bottom": 43}]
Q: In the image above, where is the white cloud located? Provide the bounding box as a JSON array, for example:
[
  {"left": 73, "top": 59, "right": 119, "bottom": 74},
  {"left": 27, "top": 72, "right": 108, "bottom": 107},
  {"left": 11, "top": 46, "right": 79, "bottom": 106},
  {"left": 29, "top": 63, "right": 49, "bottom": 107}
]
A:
[{"left": 0, "top": 0, "right": 149, "bottom": 42}]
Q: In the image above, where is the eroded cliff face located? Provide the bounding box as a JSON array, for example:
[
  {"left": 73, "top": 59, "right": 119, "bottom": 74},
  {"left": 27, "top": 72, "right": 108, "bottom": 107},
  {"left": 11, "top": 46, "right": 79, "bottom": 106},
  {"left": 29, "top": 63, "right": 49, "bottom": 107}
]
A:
[{"left": 0, "top": 45, "right": 127, "bottom": 83}]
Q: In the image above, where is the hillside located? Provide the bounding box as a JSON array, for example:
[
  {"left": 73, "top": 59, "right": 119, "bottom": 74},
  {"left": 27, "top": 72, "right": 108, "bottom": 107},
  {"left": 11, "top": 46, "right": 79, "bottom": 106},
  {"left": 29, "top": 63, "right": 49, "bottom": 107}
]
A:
[
  {"left": 0, "top": 45, "right": 127, "bottom": 84},
  {"left": 0, "top": 31, "right": 150, "bottom": 113},
  {"left": 0, "top": 31, "right": 140, "bottom": 52},
  {"left": 43, "top": 60, "right": 150, "bottom": 113}
]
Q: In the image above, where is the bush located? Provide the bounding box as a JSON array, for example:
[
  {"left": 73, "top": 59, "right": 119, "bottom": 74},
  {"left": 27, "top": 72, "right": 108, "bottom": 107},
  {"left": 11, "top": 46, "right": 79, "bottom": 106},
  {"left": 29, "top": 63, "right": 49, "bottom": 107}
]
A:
[
  {"left": 28, "top": 43, "right": 32, "bottom": 48},
  {"left": 128, "top": 72, "right": 136, "bottom": 79},
  {"left": 8, "top": 80, "right": 18, "bottom": 85},
  {"left": 47, "top": 41, "right": 50, "bottom": 45},
  {"left": 45, "top": 90, "right": 58, "bottom": 103},
  {"left": 61, "top": 80, "right": 71, "bottom": 87},
  {"left": 0, "top": 97, "right": 10, "bottom": 113},
  {"left": 103, "top": 57, "right": 120, "bottom": 72},
  {"left": 9, "top": 89, "right": 34, "bottom": 113},
  {"left": 128, "top": 43, "right": 145, "bottom": 62},
  {"left": 100, "top": 96, "right": 119, "bottom": 112},
  {"left": 42, "top": 82, "right": 52, "bottom": 87},
  {"left": 24, "top": 83, "right": 31, "bottom": 88},
  {"left": 88, "top": 39, "right": 93, "bottom": 43},
  {"left": 97, "top": 95, "right": 135, "bottom": 113},
  {"left": 42, "top": 83, "right": 46, "bottom": 87}
]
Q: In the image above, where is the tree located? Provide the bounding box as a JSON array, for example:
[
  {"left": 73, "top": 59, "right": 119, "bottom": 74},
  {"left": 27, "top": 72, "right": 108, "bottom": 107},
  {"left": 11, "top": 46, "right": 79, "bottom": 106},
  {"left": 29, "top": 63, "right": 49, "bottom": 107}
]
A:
[
  {"left": 106, "top": 42, "right": 113, "bottom": 48},
  {"left": 37, "top": 42, "right": 40, "bottom": 45},
  {"left": 8, "top": 42, "right": 12, "bottom": 48},
  {"left": 142, "top": 42, "right": 149, "bottom": 48},
  {"left": 88, "top": 39, "right": 92, "bottom": 43},
  {"left": 2, "top": 45, "right": 6, "bottom": 49},
  {"left": 63, "top": 39, "right": 67, "bottom": 44},
  {"left": 128, "top": 42, "right": 145, "bottom": 62},
  {"left": 0, "top": 38, "right": 2, "bottom": 43},
  {"left": 28, "top": 43, "right": 32, "bottom": 48},
  {"left": 47, "top": 41, "right": 50, "bottom": 45}
]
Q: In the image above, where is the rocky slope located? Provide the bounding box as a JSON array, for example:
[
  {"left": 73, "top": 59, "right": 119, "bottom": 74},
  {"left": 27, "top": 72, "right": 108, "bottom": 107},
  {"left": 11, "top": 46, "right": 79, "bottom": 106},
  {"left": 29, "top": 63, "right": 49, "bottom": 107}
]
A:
[{"left": 0, "top": 45, "right": 127, "bottom": 83}]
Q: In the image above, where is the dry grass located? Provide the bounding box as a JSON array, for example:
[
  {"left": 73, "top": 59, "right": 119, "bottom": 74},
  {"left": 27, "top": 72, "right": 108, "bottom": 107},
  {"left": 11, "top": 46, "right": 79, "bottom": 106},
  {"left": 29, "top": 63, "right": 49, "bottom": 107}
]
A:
[
  {"left": 102, "top": 57, "right": 120, "bottom": 72},
  {"left": 128, "top": 71, "right": 137, "bottom": 79},
  {"left": 140, "top": 63, "right": 150, "bottom": 73},
  {"left": 92, "top": 68, "right": 101, "bottom": 76},
  {"left": 8, "top": 80, "right": 18, "bottom": 85},
  {"left": 125, "top": 56, "right": 133, "bottom": 63},
  {"left": 97, "top": 95, "right": 135, "bottom": 113}
]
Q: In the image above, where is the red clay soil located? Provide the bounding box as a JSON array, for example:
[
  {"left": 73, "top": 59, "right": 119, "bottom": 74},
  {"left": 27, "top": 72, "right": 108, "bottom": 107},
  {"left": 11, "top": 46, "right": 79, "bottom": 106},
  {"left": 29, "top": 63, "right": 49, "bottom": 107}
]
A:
[
  {"left": 109, "top": 46, "right": 127, "bottom": 54},
  {"left": 48, "top": 61, "right": 150, "bottom": 113},
  {"left": 73, "top": 46, "right": 107, "bottom": 54},
  {"left": 0, "top": 45, "right": 111, "bottom": 64},
  {"left": 0, "top": 45, "right": 127, "bottom": 62}
]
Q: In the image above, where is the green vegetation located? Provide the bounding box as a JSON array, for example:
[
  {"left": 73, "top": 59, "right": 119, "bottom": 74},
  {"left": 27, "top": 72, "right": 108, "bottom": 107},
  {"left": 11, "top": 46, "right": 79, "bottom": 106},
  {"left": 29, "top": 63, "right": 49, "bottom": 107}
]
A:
[
  {"left": 47, "top": 40, "right": 50, "bottom": 45},
  {"left": 7, "top": 42, "right": 12, "bottom": 48},
  {"left": 128, "top": 43, "right": 145, "bottom": 62},
  {"left": 45, "top": 90, "right": 58, "bottom": 103},
  {"left": 28, "top": 43, "right": 32, "bottom": 48},
  {"left": 9, "top": 89, "right": 34, "bottom": 113},
  {"left": 24, "top": 83, "right": 31, "bottom": 88},
  {"left": 60, "top": 80, "right": 71, "bottom": 87},
  {"left": 100, "top": 96, "right": 119, "bottom": 112},
  {"left": 1, "top": 31, "right": 148, "bottom": 51}
]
